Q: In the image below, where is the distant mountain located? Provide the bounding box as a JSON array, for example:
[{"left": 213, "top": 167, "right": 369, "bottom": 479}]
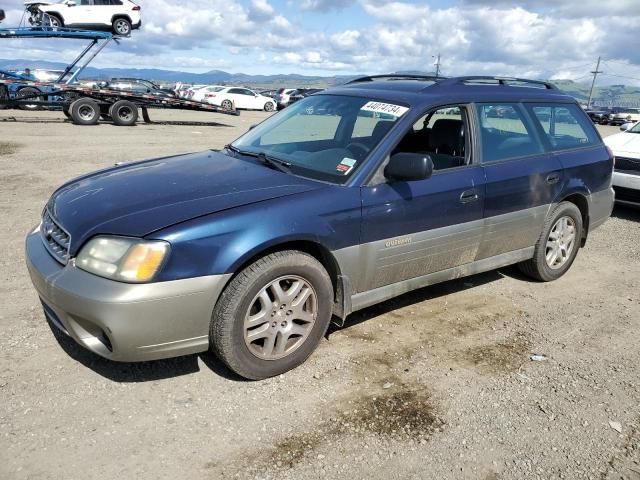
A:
[
  {"left": 0, "top": 58, "right": 355, "bottom": 87},
  {"left": 1, "top": 59, "right": 639, "bottom": 106}
]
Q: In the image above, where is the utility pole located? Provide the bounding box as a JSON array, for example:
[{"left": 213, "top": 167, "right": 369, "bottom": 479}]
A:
[
  {"left": 433, "top": 53, "right": 441, "bottom": 78},
  {"left": 587, "top": 56, "right": 603, "bottom": 109}
]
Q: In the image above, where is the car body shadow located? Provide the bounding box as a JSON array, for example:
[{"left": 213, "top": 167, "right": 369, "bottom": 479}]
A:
[
  {"left": 612, "top": 204, "right": 640, "bottom": 220},
  {"left": 46, "top": 318, "right": 243, "bottom": 383}
]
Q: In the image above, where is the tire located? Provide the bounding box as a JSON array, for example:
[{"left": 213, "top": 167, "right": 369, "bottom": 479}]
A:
[
  {"left": 109, "top": 100, "right": 138, "bottom": 126},
  {"left": 211, "top": 251, "right": 334, "bottom": 380},
  {"left": 112, "top": 17, "right": 131, "bottom": 36},
  {"left": 47, "top": 14, "right": 63, "bottom": 28},
  {"left": 69, "top": 97, "right": 100, "bottom": 126},
  {"left": 17, "top": 87, "right": 43, "bottom": 111},
  {"left": 221, "top": 99, "right": 233, "bottom": 110},
  {"left": 518, "top": 202, "right": 583, "bottom": 282},
  {"left": 62, "top": 106, "right": 71, "bottom": 119},
  {"left": 264, "top": 102, "right": 275, "bottom": 112}
]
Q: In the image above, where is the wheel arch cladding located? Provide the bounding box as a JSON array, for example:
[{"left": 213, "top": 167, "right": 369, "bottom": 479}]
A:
[
  {"left": 227, "top": 239, "right": 344, "bottom": 316},
  {"left": 111, "top": 14, "right": 132, "bottom": 23}
]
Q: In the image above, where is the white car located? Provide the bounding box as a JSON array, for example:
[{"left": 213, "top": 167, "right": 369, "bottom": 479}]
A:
[
  {"left": 26, "top": 0, "right": 142, "bottom": 36},
  {"left": 604, "top": 122, "right": 640, "bottom": 207},
  {"left": 190, "top": 85, "right": 224, "bottom": 103},
  {"left": 206, "top": 87, "right": 276, "bottom": 111}
]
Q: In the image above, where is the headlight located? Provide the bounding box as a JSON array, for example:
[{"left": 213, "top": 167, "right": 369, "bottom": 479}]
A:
[{"left": 76, "top": 236, "right": 169, "bottom": 283}]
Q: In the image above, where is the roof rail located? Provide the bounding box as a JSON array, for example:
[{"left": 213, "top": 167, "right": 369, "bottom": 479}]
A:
[
  {"left": 439, "top": 76, "right": 558, "bottom": 90},
  {"left": 346, "top": 74, "right": 445, "bottom": 84}
]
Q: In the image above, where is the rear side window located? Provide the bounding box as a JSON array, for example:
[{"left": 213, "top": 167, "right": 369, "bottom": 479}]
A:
[
  {"left": 527, "top": 104, "right": 600, "bottom": 150},
  {"left": 477, "top": 103, "right": 543, "bottom": 163}
]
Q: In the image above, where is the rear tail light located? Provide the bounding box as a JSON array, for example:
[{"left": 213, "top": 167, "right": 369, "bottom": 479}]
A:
[
  {"left": 132, "top": 6, "right": 141, "bottom": 11},
  {"left": 205, "top": 94, "right": 216, "bottom": 98}
]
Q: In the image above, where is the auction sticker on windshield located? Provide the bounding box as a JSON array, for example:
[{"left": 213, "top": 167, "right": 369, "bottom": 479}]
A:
[{"left": 361, "top": 101, "right": 409, "bottom": 117}]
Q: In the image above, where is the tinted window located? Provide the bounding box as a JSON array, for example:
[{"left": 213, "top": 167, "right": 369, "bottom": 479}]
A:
[
  {"left": 529, "top": 104, "right": 601, "bottom": 150},
  {"left": 478, "top": 103, "right": 543, "bottom": 163}
]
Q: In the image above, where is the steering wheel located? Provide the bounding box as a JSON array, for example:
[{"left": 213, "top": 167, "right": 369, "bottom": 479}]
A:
[{"left": 346, "top": 142, "right": 369, "bottom": 160}]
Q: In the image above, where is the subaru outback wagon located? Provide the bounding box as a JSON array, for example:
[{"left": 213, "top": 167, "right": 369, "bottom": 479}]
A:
[{"left": 26, "top": 75, "right": 614, "bottom": 380}]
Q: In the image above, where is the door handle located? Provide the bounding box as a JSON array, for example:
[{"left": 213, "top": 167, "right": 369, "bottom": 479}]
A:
[
  {"left": 546, "top": 173, "right": 561, "bottom": 185},
  {"left": 460, "top": 189, "right": 479, "bottom": 204}
]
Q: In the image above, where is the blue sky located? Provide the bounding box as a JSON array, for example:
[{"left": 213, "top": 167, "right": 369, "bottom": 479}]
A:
[{"left": 2, "top": 0, "right": 640, "bottom": 85}]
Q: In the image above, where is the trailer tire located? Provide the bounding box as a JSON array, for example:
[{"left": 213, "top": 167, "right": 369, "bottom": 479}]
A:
[
  {"left": 62, "top": 106, "right": 71, "bottom": 119},
  {"left": 109, "top": 100, "right": 138, "bottom": 126},
  {"left": 17, "top": 87, "right": 43, "bottom": 111},
  {"left": 70, "top": 98, "right": 100, "bottom": 126}
]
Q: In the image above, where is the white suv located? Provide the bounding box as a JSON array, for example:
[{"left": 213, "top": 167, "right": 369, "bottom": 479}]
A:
[{"left": 27, "top": 0, "right": 142, "bottom": 36}]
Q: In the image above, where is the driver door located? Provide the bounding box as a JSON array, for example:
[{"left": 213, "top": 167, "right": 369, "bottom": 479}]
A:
[{"left": 357, "top": 105, "right": 486, "bottom": 292}]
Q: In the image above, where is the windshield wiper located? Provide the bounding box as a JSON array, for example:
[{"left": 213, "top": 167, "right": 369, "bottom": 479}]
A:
[{"left": 224, "top": 145, "right": 292, "bottom": 173}]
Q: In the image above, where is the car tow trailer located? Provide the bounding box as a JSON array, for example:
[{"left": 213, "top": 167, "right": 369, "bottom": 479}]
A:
[{"left": 0, "top": 26, "right": 239, "bottom": 125}]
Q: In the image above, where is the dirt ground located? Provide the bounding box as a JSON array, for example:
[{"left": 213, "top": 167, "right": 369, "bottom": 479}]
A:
[{"left": 0, "top": 110, "right": 638, "bottom": 480}]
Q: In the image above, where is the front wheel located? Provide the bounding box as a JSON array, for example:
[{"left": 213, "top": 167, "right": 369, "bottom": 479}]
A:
[
  {"left": 519, "top": 202, "right": 583, "bottom": 282},
  {"left": 210, "top": 251, "right": 334, "bottom": 380}
]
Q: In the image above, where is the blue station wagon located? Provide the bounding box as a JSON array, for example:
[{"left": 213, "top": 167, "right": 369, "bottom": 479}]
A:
[{"left": 26, "top": 75, "right": 615, "bottom": 379}]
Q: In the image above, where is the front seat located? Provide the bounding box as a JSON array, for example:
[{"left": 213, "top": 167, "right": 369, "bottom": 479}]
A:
[{"left": 428, "top": 119, "right": 466, "bottom": 170}]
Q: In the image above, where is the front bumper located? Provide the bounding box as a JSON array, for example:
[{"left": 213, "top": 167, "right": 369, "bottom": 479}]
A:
[
  {"left": 613, "top": 171, "right": 640, "bottom": 206},
  {"left": 25, "top": 232, "right": 231, "bottom": 362}
]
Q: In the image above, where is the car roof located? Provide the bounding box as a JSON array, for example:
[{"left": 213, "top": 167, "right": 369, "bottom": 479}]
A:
[{"left": 323, "top": 75, "right": 576, "bottom": 108}]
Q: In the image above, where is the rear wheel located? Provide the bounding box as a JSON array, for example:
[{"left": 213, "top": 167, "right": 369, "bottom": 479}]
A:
[
  {"left": 70, "top": 98, "right": 100, "bottom": 126},
  {"left": 519, "top": 202, "right": 583, "bottom": 282},
  {"left": 109, "top": 100, "right": 138, "bottom": 126},
  {"left": 210, "top": 251, "right": 333, "bottom": 380},
  {"left": 264, "top": 102, "right": 275, "bottom": 112},
  {"left": 112, "top": 17, "right": 131, "bottom": 36},
  {"left": 221, "top": 99, "right": 233, "bottom": 110}
]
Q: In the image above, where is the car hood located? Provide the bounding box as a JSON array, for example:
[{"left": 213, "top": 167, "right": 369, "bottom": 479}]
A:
[
  {"left": 604, "top": 132, "right": 640, "bottom": 157},
  {"left": 48, "top": 151, "right": 324, "bottom": 254}
]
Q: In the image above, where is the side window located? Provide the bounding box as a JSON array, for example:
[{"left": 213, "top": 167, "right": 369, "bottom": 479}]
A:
[
  {"left": 110, "top": 0, "right": 123, "bottom": 4},
  {"left": 478, "top": 103, "right": 543, "bottom": 163},
  {"left": 80, "top": 0, "right": 93, "bottom": 5},
  {"left": 528, "top": 104, "right": 599, "bottom": 150},
  {"left": 393, "top": 105, "right": 467, "bottom": 171},
  {"left": 227, "top": 88, "right": 242, "bottom": 95}
]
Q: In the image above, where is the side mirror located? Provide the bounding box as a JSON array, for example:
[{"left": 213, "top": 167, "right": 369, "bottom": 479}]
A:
[{"left": 385, "top": 153, "right": 433, "bottom": 182}]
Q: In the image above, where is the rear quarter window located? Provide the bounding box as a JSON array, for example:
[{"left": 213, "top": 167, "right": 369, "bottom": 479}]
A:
[{"left": 527, "top": 103, "right": 600, "bottom": 151}]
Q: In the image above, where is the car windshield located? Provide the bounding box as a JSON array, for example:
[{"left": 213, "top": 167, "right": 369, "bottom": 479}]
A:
[
  {"left": 230, "top": 94, "right": 408, "bottom": 184},
  {"left": 629, "top": 123, "right": 640, "bottom": 133}
]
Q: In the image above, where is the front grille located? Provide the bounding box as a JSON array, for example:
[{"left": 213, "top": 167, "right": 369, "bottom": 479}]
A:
[
  {"left": 41, "top": 209, "right": 71, "bottom": 264},
  {"left": 615, "top": 157, "right": 640, "bottom": 174}
]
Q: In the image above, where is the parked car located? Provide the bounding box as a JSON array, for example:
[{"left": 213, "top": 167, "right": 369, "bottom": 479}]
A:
[
  {"left": 190, "top": 85, "right": 225, "bottom": 103},
  {"left": 105, "top": 78, "right": 176, "bottom": 98},
  {"left": 274, "top": 88, "right": 297, "bottom": 110},
  {"left": 585, "top": 108, "right": 611, "bottom": 124},
  {"left": 259, "top": 89, "right": 278, "bottom": 99},
  {"left": 604, "top": 122, "right": 640, "bottom": 206},
  {"left": 288, "top": 88, "right": 323, "bottom": 106},
  {"left": 27, "top": 0, "right": 142, "bottom": 36},
  {"left": 203, "top": 86, "right": 276, "bottom": 111},
  {"left": 606, "top": 108, "right": 640, "bottom": 126},
  {"left": 25, "top": 75, "right": 614, "bottom": 380}
]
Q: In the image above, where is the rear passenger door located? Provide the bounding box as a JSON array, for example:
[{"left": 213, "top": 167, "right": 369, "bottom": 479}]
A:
[{"left": 475, "top": 103, "right": 563, "bottom": 260}]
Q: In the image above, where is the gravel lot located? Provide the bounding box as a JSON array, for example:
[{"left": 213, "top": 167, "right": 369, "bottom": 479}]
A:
[{"left": 0, "top": 110, "right": 638, "bottom": 480}]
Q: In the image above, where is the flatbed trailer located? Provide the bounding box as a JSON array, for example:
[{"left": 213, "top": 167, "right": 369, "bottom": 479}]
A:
[{"left": 0, "top": 25, "right": 239, "bottom": 124}]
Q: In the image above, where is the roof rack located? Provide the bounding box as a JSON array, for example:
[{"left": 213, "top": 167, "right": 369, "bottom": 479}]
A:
[
  {"left": 346, "top": 74, "right": 445, "bottom": 84},
  {"left": 438, "top": 76, "right": 558, "bottom": 90}
]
